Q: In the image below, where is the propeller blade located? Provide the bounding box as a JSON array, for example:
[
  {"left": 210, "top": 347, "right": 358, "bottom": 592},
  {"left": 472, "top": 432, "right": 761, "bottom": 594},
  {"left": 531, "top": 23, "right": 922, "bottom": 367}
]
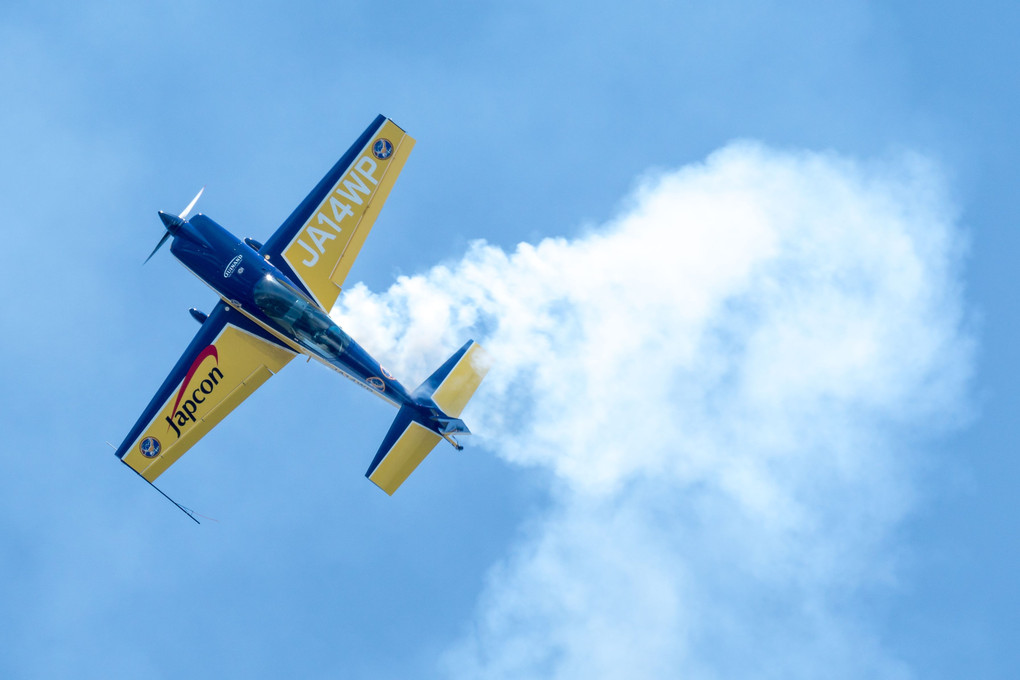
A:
[
  {"left": 144, "top": 230, "right": 172, "bottom": 264},
  {"left": 179, "top": 186, "right": 205, "bottom": 220},
  {"left": 145, "top": 188, "right": 203, "bottom": 264}
]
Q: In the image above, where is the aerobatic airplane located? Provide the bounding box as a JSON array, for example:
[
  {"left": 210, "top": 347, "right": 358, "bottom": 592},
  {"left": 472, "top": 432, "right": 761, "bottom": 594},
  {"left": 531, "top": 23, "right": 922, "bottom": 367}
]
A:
[{"left": 114, "top": 115, "right": 489, "bottom": 511}]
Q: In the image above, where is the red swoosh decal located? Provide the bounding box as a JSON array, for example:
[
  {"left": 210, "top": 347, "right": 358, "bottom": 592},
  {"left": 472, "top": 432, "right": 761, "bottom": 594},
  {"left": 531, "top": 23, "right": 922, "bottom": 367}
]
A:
[{"left": 172, "top": 345, "right": 219, "bottom": 414}]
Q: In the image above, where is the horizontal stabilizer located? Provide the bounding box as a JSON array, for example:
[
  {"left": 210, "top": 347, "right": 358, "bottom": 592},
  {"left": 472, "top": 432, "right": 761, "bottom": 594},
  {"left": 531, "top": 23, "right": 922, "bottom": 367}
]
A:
[
  {"left": 415, "top": 340, "right": 491, "bottom": 418},
  {"left": 366, "top": 405, "right": 442, "bottom": 495},
  {"left": 366, "top": 341, "right": 490, "bottom": 495}
]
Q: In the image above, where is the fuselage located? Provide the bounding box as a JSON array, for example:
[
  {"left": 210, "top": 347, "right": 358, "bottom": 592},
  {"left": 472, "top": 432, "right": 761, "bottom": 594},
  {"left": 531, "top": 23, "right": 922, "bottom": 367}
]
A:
[{"left": 170, "top": 213, "right": 416, "bottom": 407}]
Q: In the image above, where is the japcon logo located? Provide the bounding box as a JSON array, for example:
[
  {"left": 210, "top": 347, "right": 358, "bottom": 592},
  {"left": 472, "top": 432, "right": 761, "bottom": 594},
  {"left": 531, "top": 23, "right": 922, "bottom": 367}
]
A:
[
  {"left": 165, "top": 345, "right": 224, "bottom": 438},
  {"left": 224, "top": 254, "right": 243, "bottom": 278}
]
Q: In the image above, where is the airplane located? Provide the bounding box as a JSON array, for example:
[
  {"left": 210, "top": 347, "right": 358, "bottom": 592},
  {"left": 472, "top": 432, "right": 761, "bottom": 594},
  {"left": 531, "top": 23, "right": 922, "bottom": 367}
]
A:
[{"left": 114, "top": 115, "right": 489, "bottom": 513}]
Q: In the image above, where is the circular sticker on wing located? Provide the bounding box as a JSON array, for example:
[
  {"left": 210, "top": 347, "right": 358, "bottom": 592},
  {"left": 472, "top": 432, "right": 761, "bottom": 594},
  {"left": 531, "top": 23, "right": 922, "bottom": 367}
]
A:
[
  {"left": 139, "top": 436, "right": 162, "bottom": 458},
  {"left": 372, "top": 138, "right": 394, "bottom": 160},
  {"left": 366, "top": 377, "right": 385, "bottom": 391}
]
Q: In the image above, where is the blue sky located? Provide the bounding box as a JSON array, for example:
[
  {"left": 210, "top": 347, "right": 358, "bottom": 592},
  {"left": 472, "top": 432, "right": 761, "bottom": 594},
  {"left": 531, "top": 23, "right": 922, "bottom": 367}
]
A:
[{"left": 0, "top": 2, "right": 1016, "bottom": 678}]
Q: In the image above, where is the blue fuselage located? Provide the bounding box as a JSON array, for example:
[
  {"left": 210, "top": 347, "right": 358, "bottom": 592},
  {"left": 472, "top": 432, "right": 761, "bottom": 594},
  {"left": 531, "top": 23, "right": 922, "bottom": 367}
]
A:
[{"left": 170, "top": 213, "right": 415, "bottom": 406}]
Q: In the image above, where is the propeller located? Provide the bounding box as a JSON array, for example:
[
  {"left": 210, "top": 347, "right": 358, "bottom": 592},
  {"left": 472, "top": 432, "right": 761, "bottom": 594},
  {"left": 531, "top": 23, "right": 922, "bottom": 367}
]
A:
[
  {"left": 143, "top": 229, "right": 173, "bottom": 264},
  {"left": 144, "top": 186, "right": 205, "bottom": 264},
  {"left": 179, "top": 186, "right": 204, "bottom": 220}
]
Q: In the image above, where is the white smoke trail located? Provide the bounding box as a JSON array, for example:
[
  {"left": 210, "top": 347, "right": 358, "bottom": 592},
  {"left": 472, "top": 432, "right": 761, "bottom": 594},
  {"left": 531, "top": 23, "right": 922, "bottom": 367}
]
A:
[{"left": 333, "top": 142, "right": 971, "bottom": 679}]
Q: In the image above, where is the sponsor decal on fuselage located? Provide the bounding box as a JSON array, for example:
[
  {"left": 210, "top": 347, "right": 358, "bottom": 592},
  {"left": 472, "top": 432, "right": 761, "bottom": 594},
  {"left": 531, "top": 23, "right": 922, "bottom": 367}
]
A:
[
  {"left": 165, "top": 345, "right": 224, "bottom": 438},
  {"left": 224, "top": 254, "right": 243, "bottom": 278}
]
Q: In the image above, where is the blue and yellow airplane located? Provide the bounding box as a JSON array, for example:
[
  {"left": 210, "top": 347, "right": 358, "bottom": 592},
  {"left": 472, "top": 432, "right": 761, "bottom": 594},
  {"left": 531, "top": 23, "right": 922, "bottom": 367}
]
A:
[{"left": 115, "top": 116, "right": 489, "bottom": 508}]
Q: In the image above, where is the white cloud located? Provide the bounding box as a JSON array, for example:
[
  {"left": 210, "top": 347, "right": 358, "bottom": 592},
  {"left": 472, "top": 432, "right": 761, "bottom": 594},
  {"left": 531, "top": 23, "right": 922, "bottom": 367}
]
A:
[{"left": 333, "top": 142, "right": 971, "bottom": 679}]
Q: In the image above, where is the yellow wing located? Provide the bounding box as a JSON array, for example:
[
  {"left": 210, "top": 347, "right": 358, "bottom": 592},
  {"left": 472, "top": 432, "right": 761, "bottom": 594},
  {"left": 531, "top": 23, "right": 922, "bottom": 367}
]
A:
[
  {"left": 116, "top": 305, "right": 296, "bottom": 482},
  {"left": 264, "top": 116, "right": 415, "bottom": 311}
]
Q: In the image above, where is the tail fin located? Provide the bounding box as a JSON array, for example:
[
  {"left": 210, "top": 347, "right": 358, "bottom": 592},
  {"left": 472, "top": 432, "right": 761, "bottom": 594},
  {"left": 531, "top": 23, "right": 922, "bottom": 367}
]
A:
[{"left": 365, "top": 341, "right": 490, "bottom": 495}]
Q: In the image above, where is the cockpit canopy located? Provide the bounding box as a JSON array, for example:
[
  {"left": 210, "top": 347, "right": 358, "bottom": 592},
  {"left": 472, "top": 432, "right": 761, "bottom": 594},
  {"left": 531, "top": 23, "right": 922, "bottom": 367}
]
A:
[{"left": 253, "top": 275, "right": 350, "bottom": 357}]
